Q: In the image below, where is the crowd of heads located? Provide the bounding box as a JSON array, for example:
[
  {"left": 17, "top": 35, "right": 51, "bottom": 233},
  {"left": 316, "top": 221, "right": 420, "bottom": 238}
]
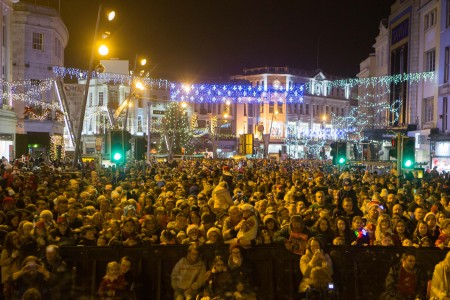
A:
[{"left": 0, "top": 156, "right": 449, "bottom": 298}]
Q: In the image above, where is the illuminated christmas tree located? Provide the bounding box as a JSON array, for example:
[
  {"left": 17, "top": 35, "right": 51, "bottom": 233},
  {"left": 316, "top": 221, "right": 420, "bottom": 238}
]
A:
[{"left": 158, "top": 102, "right": 193, "bottom": 157}]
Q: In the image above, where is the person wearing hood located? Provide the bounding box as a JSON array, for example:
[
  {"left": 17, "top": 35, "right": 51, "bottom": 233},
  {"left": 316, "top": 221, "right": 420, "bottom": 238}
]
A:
[
  {"left": 212, "top": 181, "right": 233, "bottom": 214},
  {"left": 273, "top": 215, "right": 314, "bottom": 255}
]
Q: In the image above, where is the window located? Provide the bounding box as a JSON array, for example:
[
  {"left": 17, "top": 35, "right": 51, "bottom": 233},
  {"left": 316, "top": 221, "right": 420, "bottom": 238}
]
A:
[
  {"left": 32, "top": 32, "right": 44, "bottom": 51},
  {"left": 269, "top": 103, "right": 274, "bottom": 113},
  {"left": 138, "top": 116, "right": 143, "bottom": 132},
  {"left": 109, "top": 90, "right": 119, "bottom": 109},
  {"left": 425, "top": 49, "right": 436, "bottom": 72},
  {"left": 260, "top": 104, "right": 264, "bottom": 113},
  {"left": 248, "top": 104, "right": 254, "bottom": 117},
  {"left": 288, "top": 104, "right": 293, "bottom": 114},
  {"left": 424, "top": 97, "right": 434, "bottom": 123},
  {"left": 444, "top": 97, "right": 448, "bottom": 132},
  {"left": 445, "top": 47, "right": 450, "bottom": 82},
  {"left": 305, "top": 104, "right": 309, "bottom": 115},
  {"left": 243, "top": 104, "right": 247, "bottom": 116},
  {"left": 54, "top": 37, "right": 61, "bottom": 59},
  {"left": 424, "top": 9, "right": 437, "bottom": 30},
  {"left": 89, "top": 93, "right": 93, "bottom": 107},
  {"left": 98, "top": 92, "right": 104, "bottom": 106},
  {"left": 277, "top": 101, "right": 283, "bottom": 113},
  {"left": 447, "top": 0, "right": 450, "bottom": 28},
  {"left": 200, "top": 103, "right": 206, "bottom": 114}
]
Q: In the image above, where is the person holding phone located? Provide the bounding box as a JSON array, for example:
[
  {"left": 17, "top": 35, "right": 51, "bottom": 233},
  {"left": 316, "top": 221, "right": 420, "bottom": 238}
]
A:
[
  {"left": 299, "top": 237, "right": 333, "bottom": 293},
  {"left": 10, "top": 256, "right": 51, "bottom": 299}
]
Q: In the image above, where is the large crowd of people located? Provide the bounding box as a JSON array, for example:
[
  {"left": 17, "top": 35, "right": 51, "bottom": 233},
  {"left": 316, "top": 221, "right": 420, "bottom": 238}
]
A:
[{"left": 0, "top": 156, "right": 450, "bottom": 299}]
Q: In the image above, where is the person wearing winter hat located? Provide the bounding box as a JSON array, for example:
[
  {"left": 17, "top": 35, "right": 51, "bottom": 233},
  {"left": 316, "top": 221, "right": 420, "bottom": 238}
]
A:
[
  {"left": 182, "top": 224, "right": 205, "bottom": 246},
  {"left": 273, "top": 215, "right": 313, "bottom": 255},
  {"left": 424, "top": 212, "right": 440, "bottom": 244},
  {"left": 260, "top": 215, "right": 280, "bottom": 244},
  {"left": 123, "top": 205, "right": 137, "bottom": 218},
  {"left": 363, "top": 200, "right": 381, "bottom": 228},
  {"left": 222, "top": 206, "right": 242, "bottom": 243},
  {"left": 50, "top": 215, "right": 76, "bottom": 246},
  {"left": 336, "top": 178, "right": 358, "bottom": 215},
  {"left": 228, "top": 203, "right": 257, "bottom": 248},
  {"left": 206, "top": 227, "right": 222, "bottom": 245}
]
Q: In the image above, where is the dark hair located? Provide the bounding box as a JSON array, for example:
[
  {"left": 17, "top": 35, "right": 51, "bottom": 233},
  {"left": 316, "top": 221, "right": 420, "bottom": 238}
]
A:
[
  {"left": 401, "top": 251, "right": 416, "bottom": 261},
  {"left": 22, "top": 288, "right": 41, "bottom": 300}
]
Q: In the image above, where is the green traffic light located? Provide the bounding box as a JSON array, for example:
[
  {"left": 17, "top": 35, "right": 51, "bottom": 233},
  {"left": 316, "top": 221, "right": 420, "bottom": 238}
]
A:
[
  {"left": 113, "top": 152, "right": 122, "bottom": 161},
  {"left": 338, "top": 157, "right": 346, "bottom": 164},
  {"left": 404, "top": 159, "right": 413, "bottom": 168}
]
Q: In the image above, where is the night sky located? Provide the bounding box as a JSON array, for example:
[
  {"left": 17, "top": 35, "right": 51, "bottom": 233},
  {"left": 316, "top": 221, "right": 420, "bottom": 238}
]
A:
[{"left": 60, "top": 0, "right": 395, "bottom": 83}]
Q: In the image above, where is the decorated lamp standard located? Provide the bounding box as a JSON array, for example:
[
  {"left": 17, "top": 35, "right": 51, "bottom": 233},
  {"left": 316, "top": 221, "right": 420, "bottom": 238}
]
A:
[
  {"left": 72, "top": 4, "right": 116, "bottom": 169},
  {"left": 263, "top": 110, "right": 278, "bottom": 158}
]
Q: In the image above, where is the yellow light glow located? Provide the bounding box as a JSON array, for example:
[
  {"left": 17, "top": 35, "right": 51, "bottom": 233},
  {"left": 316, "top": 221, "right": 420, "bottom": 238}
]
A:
[
  {"left": 226, "top": 100, "right": 231, "bottom": 106},
  {"left": 108, "top": 11, "right": 116, "bottom": 21},
  {"left": 183, "top": 85, "right": 191, "bottom": 93},
  {"left": 223, "top": 113, "right": 228, "bottom": 118},
  {"left": 140, "top": 59, "right": 147, "bottom": 66},
  {"left": 98, "top": 45, "right": 109, "bottom": 56},
  {"left": 135, "top": 81, "right": 144, "bottom": 90},
  {"left": 181, "top": 102, "right": 187, "bottom": 109},
  {"left": 275, "top": 110, "right": 279, "bottom": 115}
]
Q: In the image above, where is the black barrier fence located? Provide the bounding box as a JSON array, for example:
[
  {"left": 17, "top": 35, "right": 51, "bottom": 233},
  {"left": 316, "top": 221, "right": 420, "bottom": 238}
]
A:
[{"left": 58, "top": 245, "right": 448, "bottom": 300}]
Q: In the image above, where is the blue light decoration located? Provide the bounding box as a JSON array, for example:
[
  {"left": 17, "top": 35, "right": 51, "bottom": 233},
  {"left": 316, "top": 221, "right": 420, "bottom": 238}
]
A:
[
  {"left": 169, "top": 82, "right": 305, "bottom": 104},
  {"left": 52, "top": 67, "right": 170, "bottom": 90},
  {"left": 52, "top": 67, "right": 434, "bottom": 104}
]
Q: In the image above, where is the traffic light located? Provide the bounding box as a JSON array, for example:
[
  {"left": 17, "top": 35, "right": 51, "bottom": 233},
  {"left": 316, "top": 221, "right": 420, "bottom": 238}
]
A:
[
  {"left": 330, "top": 142, "right": 337, "bottom": 165},
  {"left": 110, "top": 130, "right": 124, "bottom": 164},
  {"left": 135, "top": 137, "right": 146, "bottom": 160},
  {"left": 336, "top": 142, "right": 347, "bottom": 165},
  {"left": 389, "top": 138, "right": 397, "bottom": 158},
  {"left": 123, "top": 130, "right": 132, "bottom": 152},
  {"left": 330, "top": 142, "right": 347, "bottom": 165},
  {"left": 402, "top": 137, "right": 415, "bottom": 169}
]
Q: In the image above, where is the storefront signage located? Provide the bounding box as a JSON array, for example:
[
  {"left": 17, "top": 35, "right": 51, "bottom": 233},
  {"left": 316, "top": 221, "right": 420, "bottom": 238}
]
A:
[{"left": 435, "top": 142, "right": 450, "bottom": 156}]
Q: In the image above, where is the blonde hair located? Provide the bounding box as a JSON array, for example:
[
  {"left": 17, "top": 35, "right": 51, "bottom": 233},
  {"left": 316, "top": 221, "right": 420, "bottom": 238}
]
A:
[{"left": 310, "top": 266, "right": 332, "bottom": 290}]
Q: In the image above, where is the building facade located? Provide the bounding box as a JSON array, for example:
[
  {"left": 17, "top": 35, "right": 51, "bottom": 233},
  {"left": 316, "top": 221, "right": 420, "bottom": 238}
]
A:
[
  {"left": 0, "top": 0, "right": 18, "bottom": 160},
  {"left": 11, "top": 0, "right": 68, "bottom": 160}
]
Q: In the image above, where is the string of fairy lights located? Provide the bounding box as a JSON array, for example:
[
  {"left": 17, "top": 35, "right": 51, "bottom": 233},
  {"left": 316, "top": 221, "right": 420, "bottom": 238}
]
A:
[{"left": 3, "top": 68, "right": 437, "bottom": 155}]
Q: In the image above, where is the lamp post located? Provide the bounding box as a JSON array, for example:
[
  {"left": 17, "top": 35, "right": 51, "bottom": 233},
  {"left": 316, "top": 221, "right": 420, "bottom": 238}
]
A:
[
  {"left": 72, "top": 4, "right": 115, "bottom": 169},
  {"left": 264, "top": 110, "right": 278, "bottom": 158}
]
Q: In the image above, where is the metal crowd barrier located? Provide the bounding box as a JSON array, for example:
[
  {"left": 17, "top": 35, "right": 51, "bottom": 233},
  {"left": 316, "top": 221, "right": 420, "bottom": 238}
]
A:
[{"left": 58, "top": 245, "right": 448, "bottom": 300}]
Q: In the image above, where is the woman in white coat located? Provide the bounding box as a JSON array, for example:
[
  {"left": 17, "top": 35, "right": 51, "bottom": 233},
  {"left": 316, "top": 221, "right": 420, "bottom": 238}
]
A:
[{"left": 299, "top": 237, "right": 333, "bottom": 293}]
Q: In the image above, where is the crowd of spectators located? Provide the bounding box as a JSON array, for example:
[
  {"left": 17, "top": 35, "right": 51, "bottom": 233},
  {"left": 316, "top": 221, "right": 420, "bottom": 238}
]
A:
[{"left": 0, "top": 156, "right": 449, "bottom": 299}]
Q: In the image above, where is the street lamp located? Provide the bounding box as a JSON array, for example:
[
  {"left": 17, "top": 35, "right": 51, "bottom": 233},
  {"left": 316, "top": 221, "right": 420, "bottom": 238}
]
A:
[
  {"left": 264, "top": 110, "right": 278, "bottom": 158},
  {"left": 72, "top": 4, "right": 116, "bottom": 169}
]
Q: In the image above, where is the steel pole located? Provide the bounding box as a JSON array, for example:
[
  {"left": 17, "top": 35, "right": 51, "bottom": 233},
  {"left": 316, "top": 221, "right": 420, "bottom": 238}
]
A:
[{"left": 72, "top": 3, "right": 103, "bottom": 170}]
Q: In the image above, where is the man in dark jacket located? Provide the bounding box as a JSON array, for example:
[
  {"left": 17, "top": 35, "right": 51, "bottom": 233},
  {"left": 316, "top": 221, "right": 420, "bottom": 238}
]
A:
[
  {"left": 380, "top": 252, "right": 427, "bottom": 300},
  {"left": 273, "top": 215, "right": 314, "bottom": 255}
]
